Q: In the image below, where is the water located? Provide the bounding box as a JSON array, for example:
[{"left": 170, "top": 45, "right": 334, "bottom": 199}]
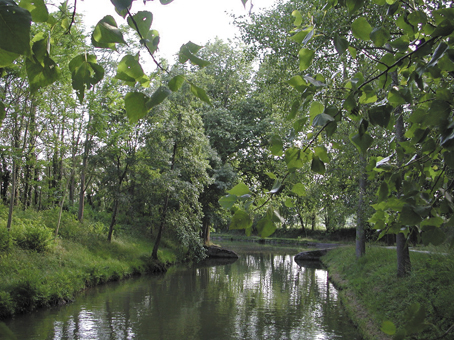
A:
[{"left": 4, "top": 242, "right": 362, "bottom": 339}]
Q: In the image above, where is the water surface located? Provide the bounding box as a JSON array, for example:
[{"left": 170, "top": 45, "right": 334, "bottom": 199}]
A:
[{"left": 4, "top": 242, "right": 361, "bottom": 339}]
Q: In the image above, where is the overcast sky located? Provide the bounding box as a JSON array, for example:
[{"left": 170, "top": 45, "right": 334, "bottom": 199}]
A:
[{"left": 74, "top": 0, "right": 276, "bottom": 60}]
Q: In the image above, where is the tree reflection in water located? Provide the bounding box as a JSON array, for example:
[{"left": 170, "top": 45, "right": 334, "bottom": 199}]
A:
[{"left": 4, "top": 244, "right": 361, "bottom": 340}]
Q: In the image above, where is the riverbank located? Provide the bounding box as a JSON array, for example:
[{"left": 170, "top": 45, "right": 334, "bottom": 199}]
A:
[
  {"left": 0, "top": 235, "right": 178, "bottom": 320},
  {"left": 321, "top": 246, "right": 454, "bottom": 340}
]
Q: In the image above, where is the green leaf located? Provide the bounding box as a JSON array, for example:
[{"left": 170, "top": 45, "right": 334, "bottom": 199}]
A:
[
  {"left": 0, "top": 48, "right": 18, "bottom": 67},
  {"left": 19, "top": 0, "right": 48, "bottom": 22},
  {"left": 350, "top": 133, "right": 373, "bottom": 155},
  {"left": 431, "top": 19, "right": 454, "bottom": 37},
  {"left": 219, "top": 194, "right": 237, "bottom": 210},
  {"left": 146, "top": 86, "right": 171, "bottom": 110},
  {"left": 420, "top": 216, "right": 444, "bottom": 228},
  {"left": 351, "top": 17, "right": 372, "bottom": 41},
  {"left": 380, "top": 321, "right": 396, "bottom": 336},
  {"left": 179, "top": 42, "right": 210, "bottom": 67},
  {"left": 333, "top": 34, "right": 349, "bottom": 55},
  {"left": 369, "top": 105, "right": 391, "bottom": 128},
  {"left": 312, "top": 113, "right": 335, "bottom": 127},
  {"left": 229, "top": 209, "right": 253, "bottom": 230},
  {"left": 292, "top": 10, "right": 303, "bottom": 26},
  {"left": 311, "top": 156, "right": 325, "bottom": 174},
  {"left": 404, "top": 303, "right": 427, "bottom": 334},
  {"left": 115, "top": 54, "right": 149, "bottom": 86},
  {"left": 190, "top": 83, "right": 211, "bottom": 105},
  {"left": 427, "top": 42, "right": 449, "bottom": 68},
  {"left": 444, "top": 151, "right": 454, "bottom": 169},
  {"left": 110, "top": 0, "right": 132, "bottom": 11},
  {"left": 168, "top": 75, "right": 185, "bottom": 92},
  {"left": 284, "top": 198, "right": 295, "bottom": 208},
  {"left": 399, "top": 204, "right": 423, "bottom": 225},
  {"left": 0, "top": 0, "right": 31, "bottom": 55},
  {"left": 145, "top": 29, "right": 160, "bottom": 54},
  {"left": 69, "top": 54, "right": 105, "bottom": 102},
  {"left": 269, "top": 179, "right": 282, "bottom": 194},
  {"left": 288, "top": 100, "right": 301, "bottom": 120},
  {"left": 293, "top": 118, "right": 307, "bottom": 133},
  {"left": 92, "top": 16, "right": 126, "bottom": 49},
  {"left": 228, "top": 182, "right": 250, "bottom": 196},
  {"left": 314, "top": 146, "right": 329, "bottom": 163},
  {"left": 309, "top": 101, "right": 325, "bottom": 124},
  {"left": 125, "top": 91, "right": 148, "bottom": 124},
  {"left": 291, "top": 183, "right": 306, "bottom": 196},
  {"left": 298, "top": 48, "right": 315, "bottom": 71},
  {"left": 427, "top": 100, "right": 450, "bottom": 128},
  {"left": 270, "top": 135, "right": 283, "bottom": 156},
  {"left": 285, "top": 147, "right": 307, "bottom": 172},
  {"left": 127, "top": 11, "right": 153, "bottom": 37},
  {"left": 265, "top": 172, "right": 277, "bottom": 179},
  {"left": 378, "top": 182, "right": 389, "bottom": 202},
  {"left": 346, "top": 0, "right": 364, "bottom": 13},
  {"left": 407, "top": 10, "right": 427, "bottom": 26},
  {"left": 26, "top": 54, "right": 60, "bottom": 92},
  {"left": 422, "top": 225, "right": 446, "bottom": 246},
  {"left": 370, "top": 26, "right": 390, "bottom": 47},
  {"left": 287, "top": 75, "right": 308, "bottom": 93},
  {"left": 256, "top": 217, "right": 276, "bottom": 238},
  {"left": 390, "top": 35, "right": 410, "bottom": 52},
  {"left": 388, "top": 88, "right": 406, "bottom": 107},
  {"left": 290, "top": 26, "right": 314, "bottom": 45}
]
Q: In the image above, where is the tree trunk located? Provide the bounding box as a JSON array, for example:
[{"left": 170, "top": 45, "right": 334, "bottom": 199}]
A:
[
  {"left": 152, "top": 141, "right": 177, "bottom": 260},
  {"left": 356, "top": 154, "right": 367, "bottom": 258},
  {"left": 6, "top": 157, "right": 16, "bottom": 231},
  {"left": 393, "top": 70, "right": 411, "bottom": 277},
  {"left": 311, "top": 213, "right": 316, "bottom": 231},
  {"left": 78, "top": 135, "right": 90, "bottom": 223},
  {"left": 202, "top": 216, "right": 210, "bottom": 245},
  {"left": 107, "top": 198, "right": 119, "bottom": 242}
]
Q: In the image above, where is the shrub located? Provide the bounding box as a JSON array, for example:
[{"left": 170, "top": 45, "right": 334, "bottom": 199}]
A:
[
  {"left": 12, "top": 220, "right": 55, "bottom": 253},
  {"left": 0, "top": 227, "right": 13, "bottom": 253},
  {"left": 0, "top": 291, "right": 14, "bottom": 318},
  {"left": 41, "top": 208, "right": 81, "bottom": 240}
]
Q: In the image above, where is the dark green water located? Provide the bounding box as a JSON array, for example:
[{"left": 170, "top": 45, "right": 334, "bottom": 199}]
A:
[{"left": 4, "top": 242, "right": 362, "bottom": 339}]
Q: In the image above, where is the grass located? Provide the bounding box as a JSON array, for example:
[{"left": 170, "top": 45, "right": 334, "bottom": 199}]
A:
[
  {"left": 0, "top": 206, "right": 181, "bottom": 320},
  {"left": 322, "top": 245, "right": 454, "bottom": 340}
]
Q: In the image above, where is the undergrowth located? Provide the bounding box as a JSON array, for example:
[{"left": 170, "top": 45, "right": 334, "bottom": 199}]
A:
[{"left": 323, "top": 245, "right": 454, "bottom": 340}]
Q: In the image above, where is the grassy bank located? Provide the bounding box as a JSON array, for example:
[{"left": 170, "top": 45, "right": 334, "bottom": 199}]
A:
[
  {"left": 0, "top": 207, "right": 181, "bottom": 320},
  {"left": 0, "top": 235, "right": 179, "bottom": 319},
  {"left": 322, "top": 246, "right": 454, "bottom": 340}
]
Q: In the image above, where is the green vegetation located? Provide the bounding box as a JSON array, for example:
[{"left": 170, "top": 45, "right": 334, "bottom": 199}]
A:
[
  {"left": 323, "top": 246, "right": 454, "bottom": 340},
  {"left": 0, "top": 206, "right": 180, "bottom": 319},
  {"left": 1, "top": 0, "right": 454, "bottom": 338}
]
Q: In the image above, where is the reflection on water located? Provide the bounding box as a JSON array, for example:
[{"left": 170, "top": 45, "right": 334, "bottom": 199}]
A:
[{"left": 5, "top": 243, "right": 361, "bottom": 339}]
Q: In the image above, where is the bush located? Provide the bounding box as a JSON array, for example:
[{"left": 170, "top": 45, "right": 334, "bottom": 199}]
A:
[
  {"left": 12, "top": 220, "right": 54, "bottom": 253},
  {"left": 0, "top": 227, "right": 13, "bottom": 253},
  {"left": 0, "top": 291, "right": 14, "bottom": 318},
  {"left": 41, "top": 208, "right": 81, "bottom": 239}
]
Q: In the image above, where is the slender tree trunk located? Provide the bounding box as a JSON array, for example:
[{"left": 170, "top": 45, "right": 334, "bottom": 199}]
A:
[
  {"left": 152, "top": 141, "right": 177, "bottom": 260},
  {"left": 78, "top": 136, "right": 90, "bottom": 222},
  {"left": 393, "top": 71, "right": 411, "bottom": 277},
  {"left": 107, "top": 198, "right": 119, "bottom": 242},
  {"left": 6, "top": 158, "right": 16, "bottom": 231},
  {"left": 107, "top": 162, "right": 129, "bottom": 242},
  {"left": 356, "top": 154, "right": 367, "bottom": 258},
  {"left": 202, "top": 216, "right": 210, "bottom": 245}
]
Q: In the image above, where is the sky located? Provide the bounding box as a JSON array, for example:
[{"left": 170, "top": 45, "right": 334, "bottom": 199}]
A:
[{"left": 74, "top": 0, "right": 276, "bottom": 60}]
